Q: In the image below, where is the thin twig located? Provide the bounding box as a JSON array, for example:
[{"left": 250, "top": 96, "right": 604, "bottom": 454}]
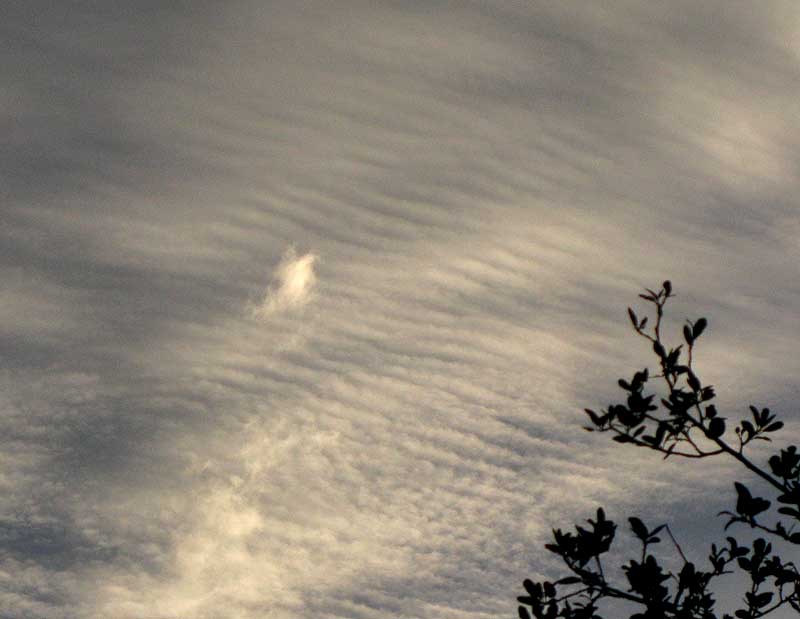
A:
[{"left": 665, "top": 524, "right": 688, "bottom": 564}]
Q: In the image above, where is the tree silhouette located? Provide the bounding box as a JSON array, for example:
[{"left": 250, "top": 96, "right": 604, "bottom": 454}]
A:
[{"left": 518, "top": 282, "right": 800, "bottom": 619}]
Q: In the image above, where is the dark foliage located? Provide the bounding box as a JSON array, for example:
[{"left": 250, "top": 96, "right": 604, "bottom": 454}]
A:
[{"left": 518, "top": 282, "right": 800, "bottom": 619}]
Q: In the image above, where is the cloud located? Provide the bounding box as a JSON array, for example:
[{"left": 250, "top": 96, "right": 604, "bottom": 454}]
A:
[
  {"left": 252, "top": 248, "right": 318, "bottom": 319},
  {"left": 4, "top": 1, "right": 800, "bottom": 618}
]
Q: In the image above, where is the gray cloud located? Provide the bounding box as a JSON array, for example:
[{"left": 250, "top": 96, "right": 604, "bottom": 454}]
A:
[{"left": 2, "top": 1, "right": 799, "bottom": 617}]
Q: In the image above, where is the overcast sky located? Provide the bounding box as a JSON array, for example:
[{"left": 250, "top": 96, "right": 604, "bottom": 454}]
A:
[{"left": 2, "top": 2, "right": 800, "bottom": 618}]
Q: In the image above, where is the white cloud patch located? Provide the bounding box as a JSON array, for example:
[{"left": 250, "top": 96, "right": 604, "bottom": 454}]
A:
[{"left": 252, "top": 248, "right": 318, "bottom": 319}]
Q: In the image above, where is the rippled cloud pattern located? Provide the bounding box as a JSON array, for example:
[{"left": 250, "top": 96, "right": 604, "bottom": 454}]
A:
[{"left": 2, "top": 2, "right": 800, "bottom": 618}]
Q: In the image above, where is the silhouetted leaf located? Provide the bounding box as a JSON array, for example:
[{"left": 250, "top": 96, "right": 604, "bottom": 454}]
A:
[
  {"left": 734, "top": 482, "right": 751, "bottom": 503},
  {"left": 738, "top": 557, "right": 751, "bottom": 570},
  {"left": 523, "top": 579, "right": 537, "bottom": 595},
  {"left": 596, "top": 507, "right": 606, "bottom": 522},
  {"left": 628, "top": 307, "right": 638, "bottom": 328},
  {"left": 777, "top": 506, "right": 800, "bottom": 518},
  {"left": 707, "top": 417, "right": 725, "bottom": 439},
  {"left": 692, "top": 317, "right": 707, "bottom": 339},
  {"left": 555, "top": 576, "right": 581, "bottom": 585},
  {"left": 754, "top": 592, "right": 773, "bottom": 608},
  {"left": 734, "top": 482, "right": 770, "bottom": 517},
  {"left": 629, "top": 517, "right": 648, "bottom": 541}
]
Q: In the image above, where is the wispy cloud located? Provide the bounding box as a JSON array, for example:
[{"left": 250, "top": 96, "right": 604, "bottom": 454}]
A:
[{"left": 251, "top": 248, "right": 318, "bottom": 319}]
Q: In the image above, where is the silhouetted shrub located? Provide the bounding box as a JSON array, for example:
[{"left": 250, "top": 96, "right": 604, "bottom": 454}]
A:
[{"left": 519, "top": 282, "right": 799, "bottom": 619}]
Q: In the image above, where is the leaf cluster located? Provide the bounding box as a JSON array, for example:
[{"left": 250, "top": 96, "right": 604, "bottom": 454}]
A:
[{"left": 519, "top": 282, "right": 800, "bottom": 619}]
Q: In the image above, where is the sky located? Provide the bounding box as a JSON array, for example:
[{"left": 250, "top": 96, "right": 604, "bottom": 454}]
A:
[{"left": 2, "top": 1, "right": 800, "bottom": 617}]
